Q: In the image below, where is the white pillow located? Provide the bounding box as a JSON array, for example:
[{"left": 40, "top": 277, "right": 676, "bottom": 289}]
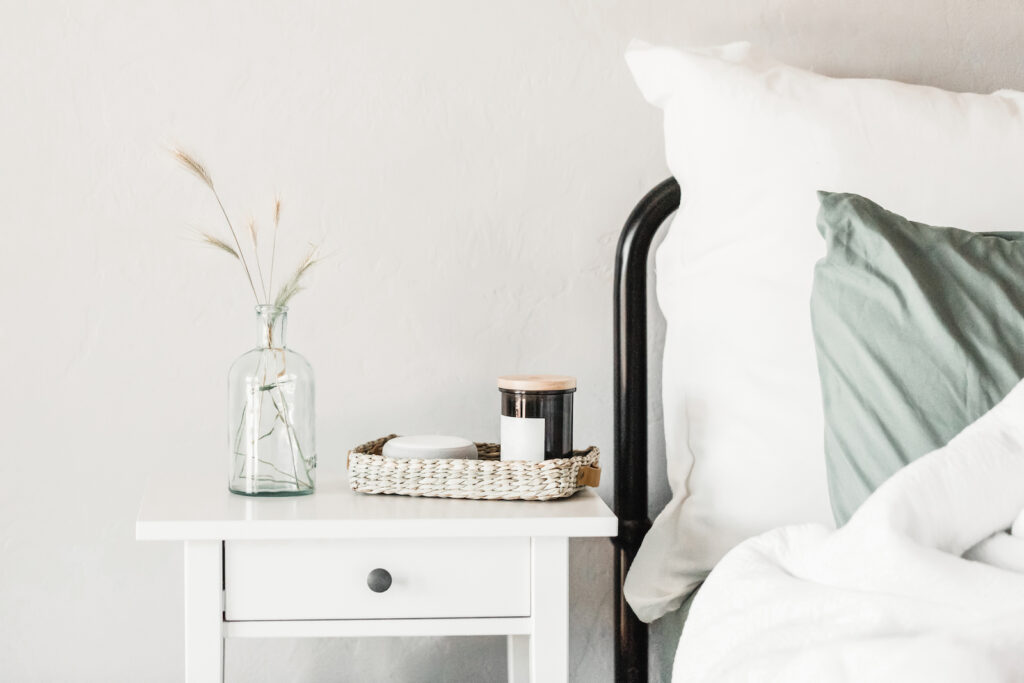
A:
[{"left": 623, "top": 41, "right": 1024, "bottom": 623}]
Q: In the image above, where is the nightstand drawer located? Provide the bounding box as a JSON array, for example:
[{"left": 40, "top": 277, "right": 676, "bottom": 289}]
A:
[{"left": 224, "top": 537, "right": 531, "bottom": 621}]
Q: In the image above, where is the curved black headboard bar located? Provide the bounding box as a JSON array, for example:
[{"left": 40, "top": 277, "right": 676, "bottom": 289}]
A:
[{"left": 612, "top": 177, "right": 680, "bottom": 683}]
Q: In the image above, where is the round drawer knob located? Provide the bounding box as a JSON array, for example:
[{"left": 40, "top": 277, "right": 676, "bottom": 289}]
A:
[{"left": 367, "top": 568, "right": 392, "bottom": 593}]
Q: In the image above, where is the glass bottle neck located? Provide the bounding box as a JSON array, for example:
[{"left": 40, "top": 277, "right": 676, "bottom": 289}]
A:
[{"left": 256, "top": 305, "right": 287, "bottom": 349}]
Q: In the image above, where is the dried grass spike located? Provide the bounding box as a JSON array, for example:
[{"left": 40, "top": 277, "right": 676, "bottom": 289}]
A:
[
  {"left": 273, "top": 245, "right": 320, "bottom": 309},
  {"left": 269, "top": 197, "right": 281, "bottom": 294},
  {"left": 273, "top": 282, "right": 304, "bottom": 310},
  {"left": 247, "top": 217, "right": 258, "bottom": 247},
  {"left": 171, "top": 148, "right": 214, "bottom": 190},
  {"left": 199, "top": 232, "right": 240, "bottom": 260}
]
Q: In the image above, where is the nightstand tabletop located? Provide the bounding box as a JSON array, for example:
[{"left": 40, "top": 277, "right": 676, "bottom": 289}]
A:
[{"left": 137, "top": 453, "right": 617, "bottom": 541}]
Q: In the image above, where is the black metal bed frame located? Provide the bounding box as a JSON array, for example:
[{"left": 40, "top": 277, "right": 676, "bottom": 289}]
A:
[{"left": 612, "top": 177, "right": 681, "bottom": 683}]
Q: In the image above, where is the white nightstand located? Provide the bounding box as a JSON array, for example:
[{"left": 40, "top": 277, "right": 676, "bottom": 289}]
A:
[{"left": 136, "top": 451, "right": 616, "bottom": 683}]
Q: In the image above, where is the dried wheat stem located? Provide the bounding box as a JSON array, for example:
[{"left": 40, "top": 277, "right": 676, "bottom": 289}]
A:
[
  {"left": 172, "top": 147, "right": 262, "bottom": 304},
  {"left": 248, "top": 217, "right": 268, "bottom": 300},
  {"left": 211, "top": 189, "right": 263, "bottom": 304},
  {"left": 269, "top": 197, "right": 281, "bottom": 296}
]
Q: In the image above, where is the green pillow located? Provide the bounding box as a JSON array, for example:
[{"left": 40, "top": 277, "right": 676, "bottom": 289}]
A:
[{"left": 811, "top": 192, "right": 1024, "bottom": 525}]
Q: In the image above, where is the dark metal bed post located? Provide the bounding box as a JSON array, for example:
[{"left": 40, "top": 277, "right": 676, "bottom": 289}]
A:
[{"left": 613, "top": 177, "right": 680, "bottom": 683}]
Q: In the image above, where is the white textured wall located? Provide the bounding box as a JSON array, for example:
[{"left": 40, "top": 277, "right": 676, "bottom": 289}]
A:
[{"left": 1, "top": 1, "right": 1021, "bottom": 681}]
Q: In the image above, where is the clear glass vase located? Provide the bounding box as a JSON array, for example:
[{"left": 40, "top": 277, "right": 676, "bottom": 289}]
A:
[{"left": 228, "top": 305, "right": 316, "bottom": 496}]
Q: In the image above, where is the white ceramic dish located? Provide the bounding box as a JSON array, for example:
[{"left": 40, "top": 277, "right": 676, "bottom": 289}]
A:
[{"left": 381, "top": 435, "right": 478, "bottom": 460}]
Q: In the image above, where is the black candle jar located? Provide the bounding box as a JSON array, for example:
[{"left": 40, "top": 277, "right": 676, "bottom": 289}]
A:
[{"left": 498, "top": 375, "right": 576, "bottom": 461}]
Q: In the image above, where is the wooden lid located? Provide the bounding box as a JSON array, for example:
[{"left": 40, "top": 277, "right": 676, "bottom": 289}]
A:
[{"left": 497, "top": 374, "right": 577, "bottom": 391}]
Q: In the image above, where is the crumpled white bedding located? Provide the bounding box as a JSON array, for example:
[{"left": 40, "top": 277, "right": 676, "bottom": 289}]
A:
[{"left": 674, "top": 379, "right": 1024, "bottom": 682}]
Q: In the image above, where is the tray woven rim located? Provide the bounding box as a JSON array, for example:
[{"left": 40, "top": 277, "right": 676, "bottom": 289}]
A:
[{"left": 347, "top": 434, "right": 600, "bottom": 501}]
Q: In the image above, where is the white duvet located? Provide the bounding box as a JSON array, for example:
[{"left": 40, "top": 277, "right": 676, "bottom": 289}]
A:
[{"left": 675, "top": 380, "right": 1024, "bottom": 682}]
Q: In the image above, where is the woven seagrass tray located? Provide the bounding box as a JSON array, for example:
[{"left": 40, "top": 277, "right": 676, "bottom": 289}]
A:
[{"left": 347, "top": 435, "right": 601, "bottom": 501}]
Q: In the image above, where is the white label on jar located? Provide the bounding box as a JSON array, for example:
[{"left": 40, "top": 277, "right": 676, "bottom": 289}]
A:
[{"left": 500, "top": 415, "right": 545, "bottom": 462}]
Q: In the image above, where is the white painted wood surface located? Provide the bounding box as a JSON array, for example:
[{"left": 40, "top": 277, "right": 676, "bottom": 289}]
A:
[
  {"left": 139, "top": 451, "right": 615, "bottom": 682},
  {"left": 184, "top": 541, "right": 223, "bottom": 683},
  {"left": 137, "top": 453, "right": 616, "bottom": 541},
  {"left": 507, "top": 634, "right": 531, "bottom": 683},
  {"left": 225, "top": 537, "right": 530, "bottom": 620},
  {"left": 530, "top": 537, "right": 569, "bottom": 683},
  {"left": 225, "top": 617, "right": 532, "bottom": 638}
]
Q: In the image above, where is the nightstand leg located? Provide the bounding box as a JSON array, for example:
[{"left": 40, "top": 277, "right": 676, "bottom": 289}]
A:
[
  {"left": 507, "top": 634, "right": 530, "bottom": 682},
  {"left": 185, "top": 540, "right": 224, "bottom": 683},
  {"left": 529, "top": 536, "right": 568, "bottom": 682}
]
